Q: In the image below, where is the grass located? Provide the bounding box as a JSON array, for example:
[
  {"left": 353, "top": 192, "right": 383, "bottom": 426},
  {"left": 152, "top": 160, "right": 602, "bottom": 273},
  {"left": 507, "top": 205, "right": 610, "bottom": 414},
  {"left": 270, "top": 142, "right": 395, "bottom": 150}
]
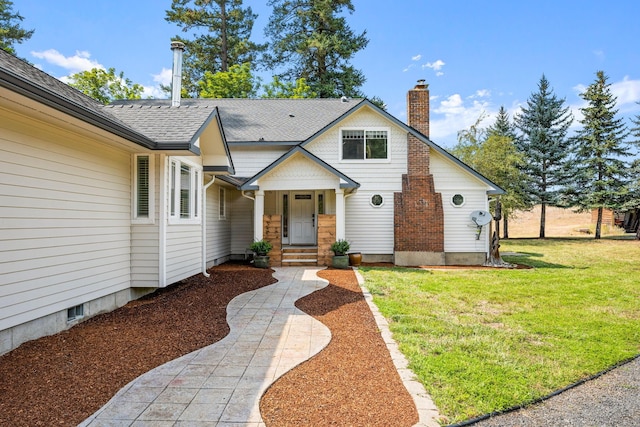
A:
[{"left": 360, "top": 238, "right": 640, "bottom": 424}]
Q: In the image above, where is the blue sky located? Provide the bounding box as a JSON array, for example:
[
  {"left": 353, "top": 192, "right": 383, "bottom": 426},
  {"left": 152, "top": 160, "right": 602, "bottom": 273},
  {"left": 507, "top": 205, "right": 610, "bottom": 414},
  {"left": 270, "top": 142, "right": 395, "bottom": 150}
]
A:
[{"left": 14, "top": 0, "right": 640, "bottom": 148}]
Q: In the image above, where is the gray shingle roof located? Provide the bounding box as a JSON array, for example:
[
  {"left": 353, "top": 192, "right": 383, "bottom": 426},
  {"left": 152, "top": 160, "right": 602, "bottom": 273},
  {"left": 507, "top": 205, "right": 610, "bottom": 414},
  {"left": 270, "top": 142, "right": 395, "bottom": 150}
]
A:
[
  {"left": 103, "top": 104, "right": 217, "bottom": 146},
  {"left": 111, "top": 98, "right": 361, "bottom": 143},
  {"left": 0, "top": 50, "right": 156, "bottom": 148}
]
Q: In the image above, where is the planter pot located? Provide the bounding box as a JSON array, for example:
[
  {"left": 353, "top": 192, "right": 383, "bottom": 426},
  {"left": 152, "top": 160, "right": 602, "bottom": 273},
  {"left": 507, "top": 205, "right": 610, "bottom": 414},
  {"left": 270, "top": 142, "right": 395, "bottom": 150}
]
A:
[
  {"left": 332, "top": 255, "right": 350, "bottom": 269},
  {"left": 254, "top": 255, "right": 270, "bottom": 269},
  {"left": 348, "top": 252, "right": 362, "bottom": 266}
]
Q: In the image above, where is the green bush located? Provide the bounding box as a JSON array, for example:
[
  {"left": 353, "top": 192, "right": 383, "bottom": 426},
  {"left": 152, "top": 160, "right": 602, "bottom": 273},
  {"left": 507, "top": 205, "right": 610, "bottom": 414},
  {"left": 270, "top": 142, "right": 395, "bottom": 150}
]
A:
[
  {"left": 249, "top": 239, "right": 273, "bottom": 256},
  {"left": 330, "top": 239, "right": 350, "bottom": 256}
]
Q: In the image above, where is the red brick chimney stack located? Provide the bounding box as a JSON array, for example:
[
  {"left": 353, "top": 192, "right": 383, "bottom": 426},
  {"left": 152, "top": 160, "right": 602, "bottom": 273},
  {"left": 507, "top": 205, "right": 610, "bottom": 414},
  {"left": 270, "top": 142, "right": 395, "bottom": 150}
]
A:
[
  {"left": 407, "top": 80, "right": 431, "bottom": 176},
  {"left": 407, "top": 79, "right": 430, "bottom": 137},
  {"left": 394, "top": 80, "right": 445, "bottom": 264}
]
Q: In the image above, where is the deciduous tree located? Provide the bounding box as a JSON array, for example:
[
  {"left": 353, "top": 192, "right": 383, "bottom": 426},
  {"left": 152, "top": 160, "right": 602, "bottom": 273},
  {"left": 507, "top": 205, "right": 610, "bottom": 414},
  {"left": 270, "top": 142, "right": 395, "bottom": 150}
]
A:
[
  {"left": 261, "top": 76, "right": 316, "bottom": 98},
  {"left": 68, "top": 67, "right": 144, "bottom": 104},
  {"left": 514, "top": 75, "right": 574, "bottom": 238},
  {"left": 264, "top": 0, "right": 369, "bottom": 98},
  {"left": 0, "top": 0, "right": 33, "bottom": 55},
  {"left": 198, "top": 62, "right": 258, "bottom": 98},
  {"left": 452, "top": 113, "right": 529, "bottom": 239},
  {"left": 571, "top": 71, "right": 631, "bottom": 239}
]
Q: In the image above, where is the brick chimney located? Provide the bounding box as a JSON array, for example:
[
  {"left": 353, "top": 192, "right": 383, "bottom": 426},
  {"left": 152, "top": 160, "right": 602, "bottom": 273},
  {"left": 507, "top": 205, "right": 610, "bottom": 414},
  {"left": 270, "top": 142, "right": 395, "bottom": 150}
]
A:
[
  {"left": 394, "top": 80, "right": 445, "bottom": 265},
  {"left": 407, "top": 80, "right": 430, "bottom": 176},
  {"left": 408, "top": 79, "right": 429, "bottom": 137}
]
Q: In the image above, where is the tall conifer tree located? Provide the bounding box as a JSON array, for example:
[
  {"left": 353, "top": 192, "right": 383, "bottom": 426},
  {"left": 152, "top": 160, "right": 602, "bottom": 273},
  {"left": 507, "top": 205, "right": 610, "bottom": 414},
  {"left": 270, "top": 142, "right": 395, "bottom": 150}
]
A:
[
  {"left": 166, "top": 0, "right": 265, "bottom": 97},
  {"left": 0, "top": 0, "right": 33, "bottom": 55},
  {"left": 514, "top": 75, "right": 573, "bottom": 238},
  {"left": 264, "top": 0, "right": 369, "bottom": 98},
  {"left": 571, "top": 71, "right": 631, "bottom": 239}
]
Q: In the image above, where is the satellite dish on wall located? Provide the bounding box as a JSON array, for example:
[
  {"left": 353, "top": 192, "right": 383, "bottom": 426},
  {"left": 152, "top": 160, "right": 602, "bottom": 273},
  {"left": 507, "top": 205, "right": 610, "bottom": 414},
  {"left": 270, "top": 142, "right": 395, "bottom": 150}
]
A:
[
  {"left": 470, "top": 210, "right": 492, "bottom": 240},
  {"left": 470, "top": 210, "right": 492, "bottom": 226}
]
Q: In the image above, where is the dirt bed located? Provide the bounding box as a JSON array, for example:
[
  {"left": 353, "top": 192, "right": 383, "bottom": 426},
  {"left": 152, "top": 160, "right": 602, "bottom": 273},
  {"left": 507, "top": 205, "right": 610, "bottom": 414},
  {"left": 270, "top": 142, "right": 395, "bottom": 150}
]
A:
[{"left": 0, "top": 265, "right": 417, "bottom": 426}]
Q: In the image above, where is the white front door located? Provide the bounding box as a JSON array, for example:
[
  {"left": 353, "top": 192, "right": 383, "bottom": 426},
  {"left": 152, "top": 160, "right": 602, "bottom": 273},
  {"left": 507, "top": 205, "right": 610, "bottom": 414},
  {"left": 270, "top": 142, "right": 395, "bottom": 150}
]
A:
[{"left": 291, "top": 193, "right": 315, "bottom": 244}]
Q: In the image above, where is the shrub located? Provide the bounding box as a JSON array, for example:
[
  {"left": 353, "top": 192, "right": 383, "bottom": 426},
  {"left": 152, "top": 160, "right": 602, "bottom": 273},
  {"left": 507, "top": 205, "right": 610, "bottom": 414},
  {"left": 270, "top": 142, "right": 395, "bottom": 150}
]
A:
[
  {"left": 249, "top": 239, "right": 273, "bottom": 256},
  {"left": 330, "top": 239, "right": 350, "bottom": 256}
]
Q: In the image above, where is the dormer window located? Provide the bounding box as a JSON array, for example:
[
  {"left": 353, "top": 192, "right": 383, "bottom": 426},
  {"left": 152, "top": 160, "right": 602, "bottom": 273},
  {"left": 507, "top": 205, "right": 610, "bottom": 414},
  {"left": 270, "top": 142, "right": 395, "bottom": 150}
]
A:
[{"left": 340, "top": 128, "right": 389, "bottom": 161}]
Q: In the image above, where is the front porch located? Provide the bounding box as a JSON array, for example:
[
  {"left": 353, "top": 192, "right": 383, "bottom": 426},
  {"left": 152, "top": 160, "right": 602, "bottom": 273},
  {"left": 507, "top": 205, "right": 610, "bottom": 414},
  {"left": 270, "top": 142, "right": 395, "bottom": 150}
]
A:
[{"left": 263, "top": 214, "right": 336, "bottom": 267}]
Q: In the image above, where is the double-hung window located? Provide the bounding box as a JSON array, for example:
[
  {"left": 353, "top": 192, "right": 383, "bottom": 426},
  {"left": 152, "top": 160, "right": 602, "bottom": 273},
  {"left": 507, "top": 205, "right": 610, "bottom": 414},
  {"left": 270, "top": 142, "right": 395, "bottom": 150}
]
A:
[
  {"left": 341, "top": 128, "right": 389, "bottom": 161},
  {"left": 219, "top": 187, "right": 226, "bottom": 219},
  {"left": 169, "top": 158, "right": 201, "bottom": 223},
  {"left": 133, "top": 154, "right": 154, "bottom": 223}
]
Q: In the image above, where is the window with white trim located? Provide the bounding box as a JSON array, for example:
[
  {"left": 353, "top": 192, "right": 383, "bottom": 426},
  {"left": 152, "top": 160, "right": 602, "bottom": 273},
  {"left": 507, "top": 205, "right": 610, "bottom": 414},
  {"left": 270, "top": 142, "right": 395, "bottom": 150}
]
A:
[
  {"left": 169, "top": 158, "right": 201, "bottom": 223},
  {"left": 341, "top": 128, "right": 389, "bottom": 160},
  {"left": 133, "top": 154, "right": 154, "bottom": 223},
  {"left": 219, "top": 187, "right": 226, "bottom": 219}
]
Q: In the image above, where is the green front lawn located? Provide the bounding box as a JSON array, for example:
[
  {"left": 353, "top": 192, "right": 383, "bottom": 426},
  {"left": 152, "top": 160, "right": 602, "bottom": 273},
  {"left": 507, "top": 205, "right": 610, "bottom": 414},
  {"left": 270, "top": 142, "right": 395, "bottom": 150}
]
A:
[{"left": 360, "top": 238, "right": 640, "bottom": 424}]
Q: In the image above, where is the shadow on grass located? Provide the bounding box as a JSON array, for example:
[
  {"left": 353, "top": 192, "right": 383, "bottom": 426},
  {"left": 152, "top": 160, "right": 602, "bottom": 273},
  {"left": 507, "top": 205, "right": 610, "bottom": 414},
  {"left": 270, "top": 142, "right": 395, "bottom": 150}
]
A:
[{"left": 502, "top": 252, "right": 571, "bottom": 269}]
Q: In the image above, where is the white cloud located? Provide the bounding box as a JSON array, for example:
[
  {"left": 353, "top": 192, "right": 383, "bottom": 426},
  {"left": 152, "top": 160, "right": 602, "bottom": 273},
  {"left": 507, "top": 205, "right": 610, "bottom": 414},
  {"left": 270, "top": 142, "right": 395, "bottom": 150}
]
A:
[
  {"left": 612, "top": 76, "right": 640, "bottom": 110},
  {"left": 593, "top": 49, "right": 605, "bottom": 60},
  {"left": 412, "top": 54, "right": 422, "bottom": 61},
  {"left": 140, "top": 68, "right": 173, "bottom": 99},
  {"left": 153, "top": 67, "right": 173, "bottom": 86},
  {"left": 423, "top": 59, "right": 445, "bottom": 71},
  {"left": 30, "top": 49, "right": 103, "bottom": 73},
  {"left": 402, "top": 63, "right": 415, "bottom": 73},
  {"left": 430, "top": 93, "right": 492, "bottom": 146}
]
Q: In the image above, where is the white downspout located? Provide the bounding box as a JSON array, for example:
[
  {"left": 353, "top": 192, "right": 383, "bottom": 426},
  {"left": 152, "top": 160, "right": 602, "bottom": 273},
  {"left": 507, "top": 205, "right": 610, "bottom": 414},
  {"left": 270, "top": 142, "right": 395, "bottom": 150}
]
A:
[
  {"left": 159, "top": 154, "right": 167, "bottom": 287},
  {"left": 201, "top": 175, "right": 216, "bottom": 277}
]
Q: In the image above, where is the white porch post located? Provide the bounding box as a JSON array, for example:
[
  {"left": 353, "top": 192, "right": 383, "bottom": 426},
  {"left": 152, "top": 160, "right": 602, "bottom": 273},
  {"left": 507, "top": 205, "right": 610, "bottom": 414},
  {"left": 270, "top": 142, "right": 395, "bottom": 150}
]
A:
[
  {"left": 254, "top": 189, "right": 265, "bottom": 241},
  {"left": 335, "top": 188, "right": 345, "bottom": 240}
]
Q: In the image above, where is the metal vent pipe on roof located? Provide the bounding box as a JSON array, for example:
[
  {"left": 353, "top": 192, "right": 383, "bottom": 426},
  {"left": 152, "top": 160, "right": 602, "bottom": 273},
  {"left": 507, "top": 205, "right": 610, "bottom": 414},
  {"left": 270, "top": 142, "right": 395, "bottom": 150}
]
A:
[{"left": 170, "top": 41, "right": 185, "bottom": 107}]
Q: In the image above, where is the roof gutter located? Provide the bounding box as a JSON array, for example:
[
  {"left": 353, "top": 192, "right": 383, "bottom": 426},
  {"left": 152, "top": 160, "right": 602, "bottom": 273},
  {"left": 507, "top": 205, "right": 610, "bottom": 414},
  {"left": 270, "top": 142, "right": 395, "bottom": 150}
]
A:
[{"left": 0, "top": 69, "right": 157, "bottom": 150}]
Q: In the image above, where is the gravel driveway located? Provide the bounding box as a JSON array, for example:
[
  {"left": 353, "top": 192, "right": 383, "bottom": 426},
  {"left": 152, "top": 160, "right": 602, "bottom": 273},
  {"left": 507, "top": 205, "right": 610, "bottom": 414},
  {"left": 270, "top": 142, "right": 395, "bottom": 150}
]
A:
[{"left": 471, "top": 356, "right": 640, "bottom": 427}]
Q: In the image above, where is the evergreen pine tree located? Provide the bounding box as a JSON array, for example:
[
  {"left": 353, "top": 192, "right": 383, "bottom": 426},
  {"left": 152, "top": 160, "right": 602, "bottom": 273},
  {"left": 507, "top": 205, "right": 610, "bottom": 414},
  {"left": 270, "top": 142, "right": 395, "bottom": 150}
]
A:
[
  {"left": 487, "top": 106, "right": 516, "bottom": 140},
  {"left": 165, "top": 0, "right": 265, "bottom": 97},
  {"left": 571, "top": 71, "right": 631, "bottom": 239},
  {"left": 514, "top": 74, "right": 574, "bottom": 238},
  {"left": 264, "top": 0, "right": 369, "bottom": 98},
  {"left": 0, "top": 0, "right": 34, "bottom": 55}
]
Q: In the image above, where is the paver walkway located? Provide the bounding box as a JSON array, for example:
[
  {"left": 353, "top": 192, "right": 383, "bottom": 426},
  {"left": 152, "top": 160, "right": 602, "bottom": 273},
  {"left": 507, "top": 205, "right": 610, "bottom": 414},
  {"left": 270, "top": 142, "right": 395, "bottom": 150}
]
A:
[{"left": 80, "top": 267, "right": 331, "bottom": 426}]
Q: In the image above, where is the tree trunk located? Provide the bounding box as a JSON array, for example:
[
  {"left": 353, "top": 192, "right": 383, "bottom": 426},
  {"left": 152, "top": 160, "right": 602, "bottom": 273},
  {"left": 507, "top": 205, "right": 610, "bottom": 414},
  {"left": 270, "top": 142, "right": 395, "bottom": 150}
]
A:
[
  {"left": 220, "top": 0, "right": 229, "bottom": 72},
  {"left": 595, "top": 207, "right": 603, "bottom": 239},
  {"left": 539, "top": 203, "right": 546, "bottom": 238},
  {"left": 503, "top": 214, "right": 509, "bottom": 239}
]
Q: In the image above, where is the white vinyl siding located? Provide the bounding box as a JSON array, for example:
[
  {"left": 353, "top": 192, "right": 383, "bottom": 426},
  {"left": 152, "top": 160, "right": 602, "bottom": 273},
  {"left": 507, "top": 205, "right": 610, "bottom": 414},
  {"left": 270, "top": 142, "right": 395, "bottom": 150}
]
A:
[
  {"left": 430, "top": 151, "right": 491, "bottom": 253},
  {"left": 305, "top": 107, "right": 407, "bottom": 255},
  {"left": 0, "top": 117, "right": 132, "bottom": 332},
  {"left": 230, "top": 191, "right": 254, "bottom": 255},
  {"left": 131, "top": 154, "right": 160, "bottom": 287},
  {"left": 165, "top": 225, "right": 202, "bottom": 285},
  {"left": 258, "top": 152, "right": 341, "bottom": 191},
  {"left": 206, "top": 184, "right": 232, "bottom": 266},
  {"left": 228, "top": 145, "right": 290, "bottom": 177}
]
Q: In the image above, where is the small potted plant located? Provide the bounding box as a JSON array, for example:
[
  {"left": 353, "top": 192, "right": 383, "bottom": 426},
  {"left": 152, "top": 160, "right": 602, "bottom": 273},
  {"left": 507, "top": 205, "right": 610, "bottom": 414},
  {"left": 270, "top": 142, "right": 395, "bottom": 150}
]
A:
[
  {"left": 249, "top": 239, "right": 273, "bottom": 268},
  {"left": 330, "top": 239, "right": 350, "bottom": 269}
]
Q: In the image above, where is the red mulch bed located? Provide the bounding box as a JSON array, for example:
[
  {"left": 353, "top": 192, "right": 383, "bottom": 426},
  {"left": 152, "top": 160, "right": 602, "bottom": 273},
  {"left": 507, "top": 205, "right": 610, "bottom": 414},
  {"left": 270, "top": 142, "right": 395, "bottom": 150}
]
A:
[
  {"left": 260, "top": 268, "right": 418, "bottom": 426},
  {"left": 0, "top": 263, "right": 276, "bottom": 427},
  {"left": 0, "top": 264, "right": 418, "bottom": 427}
]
